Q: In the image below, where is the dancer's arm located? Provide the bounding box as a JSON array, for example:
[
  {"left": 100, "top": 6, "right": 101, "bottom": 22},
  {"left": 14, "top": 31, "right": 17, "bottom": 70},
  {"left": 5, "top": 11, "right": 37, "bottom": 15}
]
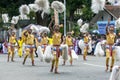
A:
[{"left": 106, "top": 19, "right": 110, "bottom": 35}]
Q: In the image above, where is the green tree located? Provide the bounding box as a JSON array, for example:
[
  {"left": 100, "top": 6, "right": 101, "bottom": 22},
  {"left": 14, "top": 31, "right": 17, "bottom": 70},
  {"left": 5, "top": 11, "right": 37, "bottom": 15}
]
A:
[
  {"left": 0, "top": 0, "right": 93, "bottom": 21},
  {"left": 0, "top": 0, "right": 93, "bottom": 31},
  {"left": 66, "top": 0, "right": 93, "bottom": 22},
  {"left": 0, "top": 0, "right": 34, "bottom": 17}
]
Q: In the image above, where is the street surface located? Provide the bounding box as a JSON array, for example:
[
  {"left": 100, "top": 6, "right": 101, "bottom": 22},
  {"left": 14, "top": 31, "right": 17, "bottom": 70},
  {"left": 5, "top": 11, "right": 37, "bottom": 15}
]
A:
[{"left": 0, "top": 54, "right": 119, "bottom": 80}]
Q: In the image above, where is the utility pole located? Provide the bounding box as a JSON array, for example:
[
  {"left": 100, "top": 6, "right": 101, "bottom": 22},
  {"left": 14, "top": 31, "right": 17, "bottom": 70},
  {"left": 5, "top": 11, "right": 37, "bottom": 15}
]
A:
[{"left": 64, "top": 0, "right": 66, "bottom": 36}]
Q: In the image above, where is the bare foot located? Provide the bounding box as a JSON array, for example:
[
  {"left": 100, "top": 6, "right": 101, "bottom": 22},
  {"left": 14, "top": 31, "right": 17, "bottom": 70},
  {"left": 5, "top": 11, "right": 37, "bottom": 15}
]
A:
[{"left": 105, "top": 67, "right": 108, "bottom": 72}]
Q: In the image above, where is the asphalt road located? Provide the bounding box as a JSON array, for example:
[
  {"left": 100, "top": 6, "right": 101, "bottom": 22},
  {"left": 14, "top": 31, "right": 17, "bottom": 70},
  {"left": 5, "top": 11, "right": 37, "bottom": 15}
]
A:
[{"left": 0, "top": 54, "right": 119, "bottom": 80}]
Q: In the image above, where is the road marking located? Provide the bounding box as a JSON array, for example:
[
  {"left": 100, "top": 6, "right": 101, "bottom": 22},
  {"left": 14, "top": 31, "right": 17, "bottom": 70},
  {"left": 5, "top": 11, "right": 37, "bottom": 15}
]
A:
[{"left": 83, "top": 63, "right": 105, "bottom": 68}]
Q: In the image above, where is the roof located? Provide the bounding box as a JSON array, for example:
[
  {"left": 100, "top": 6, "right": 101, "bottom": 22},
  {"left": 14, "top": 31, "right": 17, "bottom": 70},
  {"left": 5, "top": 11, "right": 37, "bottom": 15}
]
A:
[
  {"left": 105, "top": 5, "right": 120, "bottom": 19},
  {"left": 90, "top": 5, "right": 120, "bottom": 26}
]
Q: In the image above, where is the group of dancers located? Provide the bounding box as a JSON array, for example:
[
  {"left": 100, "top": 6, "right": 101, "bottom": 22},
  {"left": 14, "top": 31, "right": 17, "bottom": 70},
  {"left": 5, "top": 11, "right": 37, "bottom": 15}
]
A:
[
  {"left": 2, "top": 19, "right": 119, "bottom": 80},
  {"left": 7, "top": 22, "right": 78, "bottom": 73}
]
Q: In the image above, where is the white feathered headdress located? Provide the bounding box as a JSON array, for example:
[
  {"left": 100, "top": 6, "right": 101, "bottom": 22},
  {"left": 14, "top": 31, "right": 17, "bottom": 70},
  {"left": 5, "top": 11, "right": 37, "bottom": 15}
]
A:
[
  {"left": 35, "top": 0, "right": 49, "bottom": 10},
  {"left": 28, "top": 4, "right": 39, "bottom": 12},
  {"left": 2, "top": 14, "right": 9, "bottom": 23},
  {"left": 34, "top": 0, "right": 50, "bottom": 18},
  {"left": 115, "top": 18, "right": 120, "bottom": 28},
  {"left": 80, "top": 23, "right": 89, "bottom": 33},
  {"left": 11, "top": 16, "right": 19, "bottom": 24},
  {"left": 19, "top": 4, "right": 30, "bottom": 15},
  {"left": 30, "top": 24, "right": 40, "bottom": 33},
  {"left": 51, "top": 1, "right": 65, "bottom": 13},
  {"left": 39, "top": 26, "right": 50, "bottom": 33},
  {"left": 34, "top": 0, "right": 50, "bottom": 12},
  {"left": 77, "top": 19, "right": 83, "bottom": 27},
  {"left": 91, "top": 0, "right": 105, "bottom": 14}
]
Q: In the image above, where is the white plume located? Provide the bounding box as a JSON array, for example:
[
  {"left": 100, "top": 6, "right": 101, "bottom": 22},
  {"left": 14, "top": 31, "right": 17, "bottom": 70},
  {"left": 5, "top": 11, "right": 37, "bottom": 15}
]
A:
[
  {"left": 39, "top": 26, "right": 50, "bottom": 33},
  {"left": 115, "top": 18, "right": 120, "bottom": 28},
  {"left": 94, "top": 41, "right": 105, "bottom": 56},
  {"left": 71, "top": 50, "right": 78, "bottom": 60},
  {"left": 78, "top": 39, "right": 85, "bottom": 54},
  {"left": 30, "top": 24, "right": 40, "bottom": 33},
  {"left": 19, "top": 4, "right": 30, "bottom": 15},
  {"left": 77, "top": 18, "right": 83, "bottom": 27},
  {"left": 19, "top": 14, "right": 29, "bottom": 20},
  {"left": 88, "top": 39, "right": 92, "bottom": 53},
  {"left": 99, "top": 0, "right": 106, "bottom": 10},
  {"left": 60, "top": 44, "right": 68, "bottom": 60},
  {"left": 91, "top": 1, "right": 100, "bottom": 13},
  {"left": 34, "top": 0, "right": 50, "bottom": 11},
  {"left": 36, "top": 46, "right": 44, "bottom": 61},
  {"left": 44, "top": 45, "right": 53, "bottom": 63},
  {"left": 34, "top": 0, "right": 50, "bottom": 19},
  {"left": 109, "top": 66, "right": 120, "bottom": 80},
  {"left": 11, "top": 16, "right": 19, "bottom": 24},
  {"left": 91, "top": 0, "right": 105, "bottom": 14},
  {"left": 2, "top": 14, "right": 9, "bottom": 23},
  {"left": 28, "top": 4, "right": 39, "bottom": 12},
  {"left": 51, "top": 1, "right": 65, "bottom": 13},
  {"left": 80, "top": 23, "right": 89, "bottom": 33},
  {"left": 115, "top": 46, "right": 120, "bottom": 60}
]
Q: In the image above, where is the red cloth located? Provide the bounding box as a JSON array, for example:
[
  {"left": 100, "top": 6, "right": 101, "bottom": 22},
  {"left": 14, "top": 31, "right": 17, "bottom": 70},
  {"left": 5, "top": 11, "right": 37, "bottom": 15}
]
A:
[
  {"left": 109, "top": 46, "right": 112, "bottom": 57},
  {"left": 68, "top": 47, "right": 72, "bottom": 56}
]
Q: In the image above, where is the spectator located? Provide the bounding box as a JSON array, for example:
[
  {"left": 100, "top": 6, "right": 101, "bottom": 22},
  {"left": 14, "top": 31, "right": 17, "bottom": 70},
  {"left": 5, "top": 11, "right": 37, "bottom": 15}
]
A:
[
  {"left": 0, "top": 42, "right": 2, "bottom": 53},
  {"left": 2, "top": 40, "right": 8, "bottom": 54}
]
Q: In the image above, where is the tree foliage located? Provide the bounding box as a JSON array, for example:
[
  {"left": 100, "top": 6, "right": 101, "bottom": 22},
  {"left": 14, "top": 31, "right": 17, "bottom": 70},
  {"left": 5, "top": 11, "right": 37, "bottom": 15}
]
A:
[
  {"left": 66, "top": 0, "right": 93, "bottom": 22},
  {"left": 0, "top": 0, "right": 93, "bottom": 27},
  {"left": 0, "top": 0, "right": 34, "bottom": 17},
  {"left": 0, "top": 0, "right": 93, "bottom": 21}
]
